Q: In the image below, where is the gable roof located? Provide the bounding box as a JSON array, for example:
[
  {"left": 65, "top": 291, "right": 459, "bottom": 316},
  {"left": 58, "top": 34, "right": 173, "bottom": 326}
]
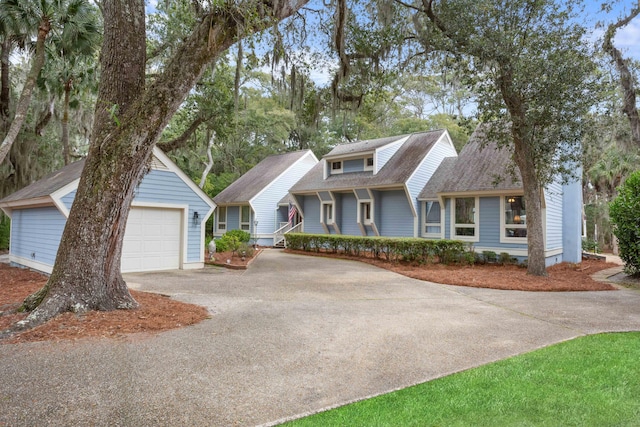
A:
[
  {"left": 0, "top": 148, "right": 215, "bottom": 212},
  {"left": 213, "top": 150, "right": 314, "bottom": 204},
  {"left": 290, "top": 130, "right": 446, "bottom": 193},
  {"left": 0, "top": 159, "right": 85, "bottom": 204},
  {"left": 419, "top": 126, "right": 522, "bottom": 198}
]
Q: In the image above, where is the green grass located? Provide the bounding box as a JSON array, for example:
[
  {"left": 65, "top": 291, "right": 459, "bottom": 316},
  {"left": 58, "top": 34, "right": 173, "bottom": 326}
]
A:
[{"left": 284, "top": 332, "right": 640, "bottom": 426}]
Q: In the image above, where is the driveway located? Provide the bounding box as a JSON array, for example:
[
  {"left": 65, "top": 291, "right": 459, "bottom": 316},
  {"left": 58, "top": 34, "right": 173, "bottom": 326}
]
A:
[{"left": 1, "top": 249, "right": 640, "bottom": 426}]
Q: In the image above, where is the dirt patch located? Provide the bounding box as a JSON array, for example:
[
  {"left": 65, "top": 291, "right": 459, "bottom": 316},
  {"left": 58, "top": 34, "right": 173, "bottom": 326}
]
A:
[
  {"left": 285, "top": 249, "right": 618, "bottom": 291},
  {"left": 0, "top": 263, "right": 209, "bottom": 345},
  {"left": 205, "top": 249, "right": 261, "bottom": 269}
]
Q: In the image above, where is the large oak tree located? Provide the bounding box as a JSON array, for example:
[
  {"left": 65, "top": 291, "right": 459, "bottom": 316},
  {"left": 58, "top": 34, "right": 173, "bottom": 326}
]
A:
[{"left": 4, "top": 0, "right": 308, "bottom": 335}]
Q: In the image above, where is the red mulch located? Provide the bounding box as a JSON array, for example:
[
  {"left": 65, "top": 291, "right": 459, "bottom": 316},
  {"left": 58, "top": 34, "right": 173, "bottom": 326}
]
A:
[{"left": 285, "top": 249, "right": 618, "bottom": 291}]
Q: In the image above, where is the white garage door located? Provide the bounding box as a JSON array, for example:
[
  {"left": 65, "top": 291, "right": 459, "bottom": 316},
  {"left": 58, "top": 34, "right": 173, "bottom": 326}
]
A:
[{"left": 121, "top": 207, "right": 182, "bottom": 272}]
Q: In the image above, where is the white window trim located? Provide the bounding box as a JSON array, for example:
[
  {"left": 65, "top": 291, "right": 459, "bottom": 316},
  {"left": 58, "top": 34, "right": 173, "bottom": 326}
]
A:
[
  {"left": 330, "top": 160, "right": 343, "bottom": 174},
  {"left": 363, "top": 156, "right": 374, "bottom": 171},
  {"left": 240, "top": 205, "right": 251, "bottom": 231},
  {"left": 422, "top": 200, "right": 443, "bottom": 239},
  {"left": 451, "top": 196, "right": 479, "bottom": 242},
  {"left": 500, "top": 195, "right": 527, "bottom": 244},
  {"left": 321, "top": 201, "right": 335, "bottom": 224},
  {"left": 216, "top": 206, "right": 227, "bottom": 234},
  {"left": 358, "top": 201, "right": 373, "bottom": 225}
]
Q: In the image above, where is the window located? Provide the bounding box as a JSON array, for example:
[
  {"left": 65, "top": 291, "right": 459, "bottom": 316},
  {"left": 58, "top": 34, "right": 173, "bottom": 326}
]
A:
[
  {"left": 216, "top": 206, "right": 226, "bottom": 232},
  {"left": 502, "top": 195, "right": 527, "bottom": 241},
  {"left": 364, "top": 157, "right": 374, "bottom": 171},
  {"left": 424, "top": 201, "right": 441, "bottom": 237},
  {"left": 331, "top": 161, "right": 343, "bottom": 174},
  {"left": 361, "top": 201, "right": 372, "bottom": 225},
  {"left": 323, "top": 202, "right": 334, "bottom": 224},
  {"left": 453, "top": 197, "right": 477, "bottom": 240},
  {"left": 240, "top": 205, "right": 251, "bottom": 231}
]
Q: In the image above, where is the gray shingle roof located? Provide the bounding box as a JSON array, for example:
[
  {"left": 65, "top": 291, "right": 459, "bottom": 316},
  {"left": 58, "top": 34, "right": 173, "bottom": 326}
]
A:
[
  {"left": 0, "top": 159, "right": 85, "bottom": 204},
  {"left": 290, "top": 130, "right": 446, "bottom": 193},
  {"left": 324, "top": 134, "right": 409, "bottom": 157},
  {"left": 213, "top": 150, "right": 313, "bottom": 204},
  {"left": 419, "top": 127, "right": 522, "bottom": 197}
]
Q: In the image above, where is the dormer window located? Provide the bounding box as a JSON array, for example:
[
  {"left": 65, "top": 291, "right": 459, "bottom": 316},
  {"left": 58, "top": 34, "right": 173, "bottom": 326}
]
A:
[
  {"left": 364, "top": 157, "right": 374, "bottom": 171},
  {"left": 331, "top": 161, "right": 343, "bottom": 174}
]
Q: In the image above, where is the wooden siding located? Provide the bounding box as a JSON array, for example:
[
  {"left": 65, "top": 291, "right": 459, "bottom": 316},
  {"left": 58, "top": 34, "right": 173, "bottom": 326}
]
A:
[
  {"left": 251, "top": 152, "right": 316, "bottom": 234},
  {"left": 562, "top": 178, "right": 582, "bottom": 263},
  {"left": 406, "top": 137, "right": 457, "bottom": 218},
  {"left": 134, "top": 170, "right": 210, "bottom": 262},
  {"left": 343, "top": 159, "right": 364, "bottom": 173},
  {"left": 545, "top": 182, "right": 563, "bottom": 251},
  {"left": 10, "top": 207, "right": 66, "bottom": 268},
  {"left": 302, "top": 195, "right": 323, "bottom": 233},
  {"left": 378, "top": 190, "right": 413, "bottom": 236},
  {"left": 340, "top": 192, "right": 360, "bottom": 235},
  {"left": 375, "top": 138, "right": 405, "bottom": 172},
  {"left": 478, "top": 197, "right": 527, "bottom": 250}
]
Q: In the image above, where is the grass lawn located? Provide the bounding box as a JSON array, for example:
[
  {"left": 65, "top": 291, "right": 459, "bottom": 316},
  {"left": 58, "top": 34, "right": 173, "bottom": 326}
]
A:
[{"left": 284, "top": 332, "right": 640, "bottom": 426}]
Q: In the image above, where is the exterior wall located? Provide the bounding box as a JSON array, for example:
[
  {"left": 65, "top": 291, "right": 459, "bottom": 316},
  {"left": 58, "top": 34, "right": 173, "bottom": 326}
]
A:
[
  {"left": 276, "top": 205, "right": 288, "bottom": 225},
  {"left": 444, "top": 198, "right": 451, "bottom": 239},
  {"left": 562, "top": 175, "right": 582, "bottom": 263},
  {"left": 226, "top": 206, "right": 240, "bottom": 230},
  {"left": 9, "top": 207, "right": 67, "bottom": 272},
  {"left": 340, "top": 192, "right": 360, "bottom": 236},
  {"left": 251, "top": 153, "right": 317, "bottom": 235},
  {"left": 133, "top": 170, "right": 211, "bottom": 263},
  {"left": 302, "top": 195, "right": 323, "bottom": 234},
  {"left": 378, "top": 190, "right": 414, "bottom": 237},
  {"left": 406, "top": 138, "right": 457, "bottom": 224},
  {"left": 375, "top": 138, "right": 405, "bottom": 172},
  {"left": 476, "top": 197, "right": 528, "bottom": 252},
  {"left": 343, "top": 159, "right": 364, "bottom": 173},
  {"left": 545, "top": 182, "right": 563, "bottom": 251},
  {"left": 61, "top": 190, "right": 76, "bottom": 210}
]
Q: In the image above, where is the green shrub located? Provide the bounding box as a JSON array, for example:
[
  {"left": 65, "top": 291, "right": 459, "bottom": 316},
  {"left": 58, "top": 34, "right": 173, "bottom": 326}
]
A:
[
  {"left": 499, "top": 252, "right": 514, "bottom": 265},
  {"left": 0, "top": 214, "right": 9, "bottom": 250},
  {"left": 610, "top": 170, "right": 640, "bottom": 276},
  {"left": 238, "top": 243, "right": 255, "bottom": 257},
  {"left": 582, "top": 238, "right": 599, "bottom": 253},
  {"left": 226, "top": 229, "right": 250, "bottom": 243}
]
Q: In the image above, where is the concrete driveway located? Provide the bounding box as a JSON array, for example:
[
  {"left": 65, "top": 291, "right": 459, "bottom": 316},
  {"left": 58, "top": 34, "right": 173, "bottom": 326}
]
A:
[{"left": 1, "top": 249, "right": 640, "bottom": 426}]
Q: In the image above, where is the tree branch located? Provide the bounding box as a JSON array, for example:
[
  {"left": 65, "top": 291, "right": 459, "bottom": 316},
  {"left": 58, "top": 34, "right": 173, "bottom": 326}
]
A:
[{"left": 157, "top": 116, "right": 206, "bottom": 152}]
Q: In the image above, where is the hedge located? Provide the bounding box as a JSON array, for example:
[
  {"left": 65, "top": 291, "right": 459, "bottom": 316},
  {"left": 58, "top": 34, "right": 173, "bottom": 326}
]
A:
[
  {"left": 284, "top": 233, "right": 469, "bottom": 265},
  {"left": 610, "top": 170, "right": 640, "bottom": 276}
]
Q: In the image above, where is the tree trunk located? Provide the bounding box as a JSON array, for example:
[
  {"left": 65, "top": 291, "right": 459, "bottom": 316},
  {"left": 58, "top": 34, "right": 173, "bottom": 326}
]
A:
[
  {"left": 0, "top": 18, "right": 51, "bottom": 166},
  {"left": 0, "top": 39, "right": 10, "bottom": 128},
  {"left": 7, "top": 0, "right": 309, "bottom": 334},
  {"left": 603, "top": 7, "right": 640, "bottom": 149},
  {"left": 512, "top": 129, "right": 548, "bottom": 276},
  {"left": 62, "top": 81, "right": 72, "bottom": 165}
]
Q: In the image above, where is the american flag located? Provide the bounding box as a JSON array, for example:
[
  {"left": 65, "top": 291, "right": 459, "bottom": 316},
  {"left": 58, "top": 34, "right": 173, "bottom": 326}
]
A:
[{"left": 288, "top": 201, "right": 297, "bottom": 224}]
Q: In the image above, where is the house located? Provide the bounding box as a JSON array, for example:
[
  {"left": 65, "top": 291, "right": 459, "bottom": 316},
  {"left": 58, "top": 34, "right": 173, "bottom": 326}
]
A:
[
  {"left": 418, "top": 130, "right": 582, "bottom": 266},
  {"left": 288, "top": 130, "right": 458, "bottom": 237},
  {"left": 212, "top": 150, "right": 318, "bottom": 246},
  {"left": 0, "top": 147, "right": 215, "bottom": 274}
]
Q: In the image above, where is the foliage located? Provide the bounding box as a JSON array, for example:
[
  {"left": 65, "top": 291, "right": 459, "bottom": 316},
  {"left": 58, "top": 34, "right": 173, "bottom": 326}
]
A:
[
  {"left": 582, "top": 238, "right": 600, "bottom": 254},
  {"left": 238, "top": 242, "right": 255, "bottom": 257},
  {"left": 609, "top": 170, "right": 640, "bottom": 276},
  {"left": 214, "top": 229, "right": 251, "bottom": 253},
  {"left": 481, "top": 250, "right": 497, "bottom": 263},
  {"left": 285, "top": 333, "right": 640, "bottom": 426},
  {"left": 0, "top": 214, "right": 9, "bottom": 250},
  {"left": 285, "top": 233, "right": 467, "bottom": 265}
]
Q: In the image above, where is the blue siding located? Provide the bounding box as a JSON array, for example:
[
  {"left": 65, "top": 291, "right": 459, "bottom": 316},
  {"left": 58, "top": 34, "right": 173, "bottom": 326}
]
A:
[
  {"left": 406, "top": 138, "right": 457, "bottom": 222},
  {"left": 134, "top": 170, "right": 211, "bottom": 262},
  {"left": 251, "top": 152, "right": 316, "bottom": 234},
  {"left": 378, "top": 190, "right": 413, "bottom": 237},
  {"left": 61, "top": 190, "right": 76, "bottom": 210},
  {"left": 372, "top": 190, "right": 382, "bottom": 228},
  {"left": 340, "top": 192, "right": 360, "bottom": 235},
  {"left": 444, "top": 198, "right": 451, "bottom": 239},
  {"left": 478, "top": 197, "right": 527, "bottom": 250},
  {"left": 376, "top": 139, "right": 405, "bottom": 171},
  {"left": 545, "top": 182, "right": 563, "bottom": 250},
  {"left": 277, "top": 205, "right": 288, "bottom": 224},
  {"left": 302, "top": 195, "right": 323, "bottom": 233},
  {"left": 562, "top": 177, "right": 582, "bottom": 263},
  {"left": 10, "top": 207, "right": 66, "bottom": 268},
  {"left": 343, "top": 159, "right": 364, "bottom": 173},
  {"left": 227, "top": 206, "right": 240, "bottom": 230}
]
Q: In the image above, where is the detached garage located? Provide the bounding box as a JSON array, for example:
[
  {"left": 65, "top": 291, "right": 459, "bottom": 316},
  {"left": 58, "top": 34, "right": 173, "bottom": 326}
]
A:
[{"left": 0, "top": 147, "right": 215, "bottom": 274}]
